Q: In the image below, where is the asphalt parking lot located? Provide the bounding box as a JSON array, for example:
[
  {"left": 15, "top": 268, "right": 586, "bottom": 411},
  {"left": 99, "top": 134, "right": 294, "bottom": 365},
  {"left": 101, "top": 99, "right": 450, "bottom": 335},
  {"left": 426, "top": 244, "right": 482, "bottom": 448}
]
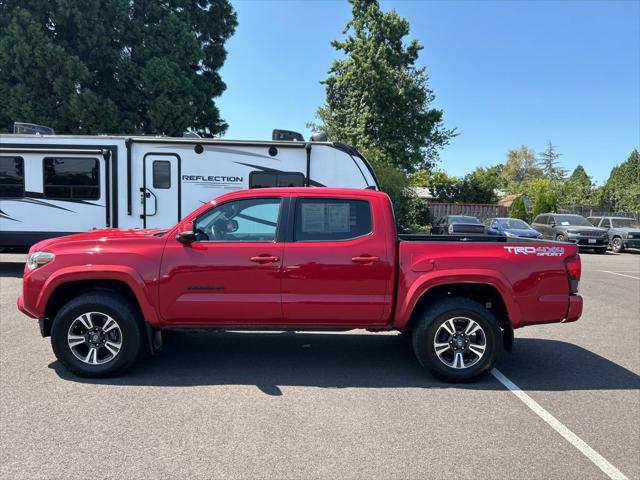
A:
[{"left": 1, "top": 251, "right": 638, "bottom": 480}]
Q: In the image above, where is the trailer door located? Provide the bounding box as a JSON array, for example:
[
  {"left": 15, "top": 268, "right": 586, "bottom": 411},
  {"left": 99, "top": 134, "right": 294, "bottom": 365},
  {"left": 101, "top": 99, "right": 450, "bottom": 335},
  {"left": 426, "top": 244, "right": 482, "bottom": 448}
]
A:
[{"left": 142, "top": 153, "right": 180, "bottom": 228}]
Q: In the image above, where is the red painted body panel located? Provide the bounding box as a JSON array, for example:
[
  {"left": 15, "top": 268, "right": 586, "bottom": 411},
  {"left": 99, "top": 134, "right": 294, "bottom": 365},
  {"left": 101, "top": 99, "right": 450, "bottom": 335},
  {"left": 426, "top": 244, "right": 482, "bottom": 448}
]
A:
[{"left": 18, "top": 188, "right": 582, "bottom": 331}]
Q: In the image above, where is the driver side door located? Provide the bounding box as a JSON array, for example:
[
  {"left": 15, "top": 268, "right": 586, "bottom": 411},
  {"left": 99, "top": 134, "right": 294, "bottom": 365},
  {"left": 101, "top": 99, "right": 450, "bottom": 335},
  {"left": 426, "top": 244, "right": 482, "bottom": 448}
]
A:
[{"left": 159, "top": 197, "right": 285, "bottom": 326}]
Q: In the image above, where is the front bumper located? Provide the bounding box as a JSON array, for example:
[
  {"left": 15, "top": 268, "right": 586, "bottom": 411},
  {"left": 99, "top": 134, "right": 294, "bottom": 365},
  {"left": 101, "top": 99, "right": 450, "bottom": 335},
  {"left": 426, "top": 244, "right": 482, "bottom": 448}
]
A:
[
  {"left": 623, "top": 238, "right": 640, "bottom": 249},
  {"left": 567, "top": 236, "right": 608, "bottom": 248},
  {"left": 563, "top": 294, "right": 583, "bottom": 323},
  {"left": 17, "top": 295, "right": 36, "bottom": 319}
]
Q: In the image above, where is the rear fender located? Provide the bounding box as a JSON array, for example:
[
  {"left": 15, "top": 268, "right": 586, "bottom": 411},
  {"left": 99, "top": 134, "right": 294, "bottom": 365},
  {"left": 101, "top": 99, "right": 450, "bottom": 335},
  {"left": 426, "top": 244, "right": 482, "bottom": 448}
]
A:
[{"left": 395, "top": 269, "right": 520, "bottom": 329}]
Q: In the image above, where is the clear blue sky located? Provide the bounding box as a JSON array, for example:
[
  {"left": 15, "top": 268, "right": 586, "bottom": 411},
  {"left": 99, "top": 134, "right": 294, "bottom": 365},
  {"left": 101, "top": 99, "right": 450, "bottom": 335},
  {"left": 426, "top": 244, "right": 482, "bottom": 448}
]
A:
[{"left": 217, "top": 0, "right": 640, "bottom": 185}]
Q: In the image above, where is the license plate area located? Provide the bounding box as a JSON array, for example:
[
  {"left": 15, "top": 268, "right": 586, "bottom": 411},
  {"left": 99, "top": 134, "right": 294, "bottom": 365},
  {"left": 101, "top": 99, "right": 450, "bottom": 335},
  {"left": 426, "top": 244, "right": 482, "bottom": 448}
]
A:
[{"left": 588, "top": 238, "right": 597, "bottom": 244}]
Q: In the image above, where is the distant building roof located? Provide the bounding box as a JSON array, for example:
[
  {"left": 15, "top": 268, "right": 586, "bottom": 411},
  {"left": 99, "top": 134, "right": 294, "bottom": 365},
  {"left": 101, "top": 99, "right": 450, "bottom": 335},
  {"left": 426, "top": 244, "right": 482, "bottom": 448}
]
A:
[
  {"left": 497, "top": 194, "right": 520, "bottom": 207},
  {"left": 413, "top": 187, "right": 434, "bottom": 199}
]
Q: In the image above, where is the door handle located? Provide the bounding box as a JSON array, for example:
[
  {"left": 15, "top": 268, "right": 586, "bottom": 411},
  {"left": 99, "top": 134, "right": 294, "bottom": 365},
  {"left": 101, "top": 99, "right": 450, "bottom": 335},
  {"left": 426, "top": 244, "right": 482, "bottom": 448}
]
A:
[
  {"left": 352, "top": 255, "right": 380, "bottom": 264},
  {"left": 250, "top": 255, "right": 280, "bottom": 264}
]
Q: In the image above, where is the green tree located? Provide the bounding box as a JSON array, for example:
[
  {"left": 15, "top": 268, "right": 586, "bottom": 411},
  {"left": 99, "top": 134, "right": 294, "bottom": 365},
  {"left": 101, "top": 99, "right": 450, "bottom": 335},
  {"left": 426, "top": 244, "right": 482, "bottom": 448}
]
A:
[
  {"left": 537, "top": 141, "right": 566, "bottom": 181},
  {"left": 561, "top": 165, "right": 593, "bottom": 206},
  {"left": 0, "top": 0, "right": 237, "bottom": 136},
  {"left": 603, "top": 150, "right": 640, "bottom": 211},
  {"left": 502, "top": 146, "right": 543, "bottom": 190},
  {"left": 312, "top": 0, "right": 455, "bottom": 174},
  {"left": 310, "top": 0, "right": 455, "bottom": 229},
  {"left": 457, "top": 165, "right": 504, "bottom": 203},
  {"left": 509, "top": 195, "right": 528, "bottom": 221},
  {"left": 411, "top": 169, "right": 460, "bottom": 202}
]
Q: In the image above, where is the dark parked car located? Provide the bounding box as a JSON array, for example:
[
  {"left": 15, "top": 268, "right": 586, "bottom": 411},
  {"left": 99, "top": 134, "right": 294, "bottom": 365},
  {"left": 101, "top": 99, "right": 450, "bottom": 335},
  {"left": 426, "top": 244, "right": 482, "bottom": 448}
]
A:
[
  {"left": 431, "top": 215, "right": 486, "bottom": 235},
  {"left": 587, "top": 216, "right": 640, "bottom": 253},
  {"left": 531, "top": 213, "right": 608, "bottom": 253},
  {"left": 486, "top": 217, "right": 543, "bottom": 239}
]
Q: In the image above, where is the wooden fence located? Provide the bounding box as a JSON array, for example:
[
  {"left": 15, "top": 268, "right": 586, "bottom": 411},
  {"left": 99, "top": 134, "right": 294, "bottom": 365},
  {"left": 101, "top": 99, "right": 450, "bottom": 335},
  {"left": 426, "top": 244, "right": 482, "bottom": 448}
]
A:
[{"left": 427, "top": 202, "right": 509, "bottom": 221}]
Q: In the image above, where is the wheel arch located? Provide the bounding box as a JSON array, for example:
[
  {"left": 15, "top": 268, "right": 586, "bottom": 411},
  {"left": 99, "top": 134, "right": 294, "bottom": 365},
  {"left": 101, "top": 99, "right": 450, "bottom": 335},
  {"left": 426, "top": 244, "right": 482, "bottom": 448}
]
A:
[
  {"left": 38, "top": 266, "right": 161, "bottom": 335},
  {"left": 403, "top": 282, "right": 513, "bottom": 352}
]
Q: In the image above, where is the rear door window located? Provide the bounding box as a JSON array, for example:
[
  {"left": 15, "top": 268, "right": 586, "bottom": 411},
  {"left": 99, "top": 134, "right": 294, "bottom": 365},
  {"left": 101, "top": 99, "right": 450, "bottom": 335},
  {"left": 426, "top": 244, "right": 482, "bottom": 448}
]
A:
[
  {"left": 294, "top": 198, "right": 372, "bottom": 241},
  {"left": 0, "top": 156, "right": 24, "bottom": 198}
]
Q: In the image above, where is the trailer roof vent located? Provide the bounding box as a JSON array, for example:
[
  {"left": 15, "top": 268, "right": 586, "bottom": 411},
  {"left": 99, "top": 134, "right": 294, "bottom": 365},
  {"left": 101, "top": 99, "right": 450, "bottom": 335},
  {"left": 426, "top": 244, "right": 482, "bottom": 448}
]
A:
[
  {"left": 310, "top": 132, "right": 328, "bottom": 142},
  {"left": 14, "top": 122, "right": 54, "bottom": 135},
  {"left": 272, "top": 129, "right": 304, "bottom": 142}
]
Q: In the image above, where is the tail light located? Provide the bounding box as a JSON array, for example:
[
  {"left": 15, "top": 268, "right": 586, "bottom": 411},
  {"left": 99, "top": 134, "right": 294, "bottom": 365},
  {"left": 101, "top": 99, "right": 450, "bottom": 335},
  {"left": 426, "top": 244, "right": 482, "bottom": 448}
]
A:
[{"left": 564, "top": 254, "right": 581, "bottom": 293}]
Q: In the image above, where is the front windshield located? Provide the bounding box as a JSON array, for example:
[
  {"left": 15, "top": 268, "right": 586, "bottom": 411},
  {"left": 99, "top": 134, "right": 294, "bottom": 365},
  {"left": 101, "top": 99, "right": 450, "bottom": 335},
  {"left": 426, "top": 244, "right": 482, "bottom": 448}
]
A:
[
  {"left": 498, "top": 219, "right": 530, "bottom": 229},
  {"left": 612, "top": 218, "right": 640, "bottom": 228},
  {"left": 554, "top": 215, "right": 593, "bottom": 227}
]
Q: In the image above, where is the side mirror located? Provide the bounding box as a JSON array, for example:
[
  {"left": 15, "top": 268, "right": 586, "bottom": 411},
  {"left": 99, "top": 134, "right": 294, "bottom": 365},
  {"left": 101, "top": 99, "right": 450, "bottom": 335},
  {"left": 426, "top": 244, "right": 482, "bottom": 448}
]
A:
[
  {"left": 176, "top": 230, "right": 196, "bottom": 245},
  {"left": 550, "top": 223, "right": 556, "bottom": 227}
]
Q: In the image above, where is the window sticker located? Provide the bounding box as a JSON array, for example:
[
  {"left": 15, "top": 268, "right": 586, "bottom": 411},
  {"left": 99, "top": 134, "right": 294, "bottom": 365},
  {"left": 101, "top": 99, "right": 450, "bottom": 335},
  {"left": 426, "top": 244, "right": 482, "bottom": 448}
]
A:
[
  {"left": 326, "top": 203, "right": 350, "bottom": 233},
  {"left": 301, "top": 203, "right": 326, "bottom": 232}
]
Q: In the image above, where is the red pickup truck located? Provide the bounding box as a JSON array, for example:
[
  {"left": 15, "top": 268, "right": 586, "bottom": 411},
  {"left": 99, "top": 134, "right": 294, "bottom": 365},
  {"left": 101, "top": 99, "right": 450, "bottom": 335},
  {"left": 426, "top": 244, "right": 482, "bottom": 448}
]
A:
[{"left": 18, "top": 188, "right": 583, "bottom": 381}]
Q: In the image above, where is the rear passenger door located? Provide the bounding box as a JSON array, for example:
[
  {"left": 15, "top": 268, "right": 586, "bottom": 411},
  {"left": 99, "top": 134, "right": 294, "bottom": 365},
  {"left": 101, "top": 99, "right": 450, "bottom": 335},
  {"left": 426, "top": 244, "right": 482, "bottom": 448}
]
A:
[
  {"left": 532, "top": 215, "right": 549, "bottom": 238},
  {"left": 281, "top": 196, "right": 393, "bottom": 326}
]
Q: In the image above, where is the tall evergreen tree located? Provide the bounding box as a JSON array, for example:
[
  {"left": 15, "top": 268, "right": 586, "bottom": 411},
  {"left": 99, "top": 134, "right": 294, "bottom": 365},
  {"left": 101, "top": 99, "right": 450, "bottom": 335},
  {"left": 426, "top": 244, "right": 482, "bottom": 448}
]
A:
[
  {"left": 537, "top": 141, "right": 566, "bottom": 181},
  {"left": 0, "top": 0, "right": 237, "bottom": 136},
  {"left": 562, "top": 165, "right": 593, "bottom": 206},
  {"left": 312, "top": 0, "right": 455, "bottom": 174}
]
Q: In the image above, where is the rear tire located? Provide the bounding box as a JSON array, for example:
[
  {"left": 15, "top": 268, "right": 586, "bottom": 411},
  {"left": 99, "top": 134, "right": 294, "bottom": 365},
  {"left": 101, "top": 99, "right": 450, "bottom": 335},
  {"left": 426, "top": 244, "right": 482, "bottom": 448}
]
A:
[
  {"left": 556, "top": 233, "right": 567, "bottom": 242},
  {"left": 611, "top": 237, "right": 624, "bottom": 253},
  {"left": 51, "top": 292, "right": 144, "bottom": 377},
  {"left": 412, "top": 297, "right": 502, "bottom": 382}
]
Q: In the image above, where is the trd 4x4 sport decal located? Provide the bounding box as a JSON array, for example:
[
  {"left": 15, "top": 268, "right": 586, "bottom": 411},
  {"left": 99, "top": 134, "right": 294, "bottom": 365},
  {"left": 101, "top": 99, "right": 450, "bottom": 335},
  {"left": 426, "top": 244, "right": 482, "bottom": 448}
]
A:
[{"left": 504, "top": 246, "right": 565, "bottom": 257}]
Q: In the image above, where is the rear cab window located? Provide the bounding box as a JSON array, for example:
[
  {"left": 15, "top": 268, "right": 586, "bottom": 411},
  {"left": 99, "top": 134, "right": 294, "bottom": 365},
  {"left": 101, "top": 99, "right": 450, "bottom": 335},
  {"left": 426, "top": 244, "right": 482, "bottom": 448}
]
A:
[{"left": 294, "top": 198, "right": 372, "bottom": 241}]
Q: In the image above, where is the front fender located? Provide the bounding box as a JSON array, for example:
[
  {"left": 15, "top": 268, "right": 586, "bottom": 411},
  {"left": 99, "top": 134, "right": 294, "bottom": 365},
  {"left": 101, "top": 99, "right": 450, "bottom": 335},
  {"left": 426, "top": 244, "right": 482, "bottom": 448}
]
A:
[
  {"left": 395, "top": 269, "right": 520, "bottom": 329},
  {"left": 36, "top": 265, "right": 161, "bottom": 327}
]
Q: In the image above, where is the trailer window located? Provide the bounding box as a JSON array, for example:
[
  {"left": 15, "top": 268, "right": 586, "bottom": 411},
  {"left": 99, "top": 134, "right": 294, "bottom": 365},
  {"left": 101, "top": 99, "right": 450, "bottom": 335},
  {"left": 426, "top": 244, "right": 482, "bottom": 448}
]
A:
[
  {"left": 153, "top": 161, "right": 171, "bottom": 189},
  {"left": 294, "top": 198, "right": 372, "bottom": 241},
  {"left": 250, "top": 171, "right": 305, "bottom": 188},
  {"left": 43, "top": 157, "right": 100, "bottom": 200},
  {"left": 0, "top": 156, "right": 25, "bottom": 198}
]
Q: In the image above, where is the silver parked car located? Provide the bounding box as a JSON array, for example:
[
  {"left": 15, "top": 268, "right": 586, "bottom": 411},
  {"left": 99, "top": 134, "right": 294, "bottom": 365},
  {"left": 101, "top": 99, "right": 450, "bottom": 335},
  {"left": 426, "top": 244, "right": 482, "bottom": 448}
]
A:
[{"left": 587, "top": 216, "right": 640, "bottom": 253}]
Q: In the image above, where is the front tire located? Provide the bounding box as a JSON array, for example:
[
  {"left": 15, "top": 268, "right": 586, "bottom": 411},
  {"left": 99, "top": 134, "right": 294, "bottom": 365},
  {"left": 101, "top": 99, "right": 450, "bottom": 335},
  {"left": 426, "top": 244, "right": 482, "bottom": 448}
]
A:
[
  {"left": 611, "top": 237, "right": 624, "bottom": 253},
  {"left": 51, "top": 292, "right": 144, "bottom": 377},
  {"left": 412, "top": 297, "right": 502, "bottom": 382}
]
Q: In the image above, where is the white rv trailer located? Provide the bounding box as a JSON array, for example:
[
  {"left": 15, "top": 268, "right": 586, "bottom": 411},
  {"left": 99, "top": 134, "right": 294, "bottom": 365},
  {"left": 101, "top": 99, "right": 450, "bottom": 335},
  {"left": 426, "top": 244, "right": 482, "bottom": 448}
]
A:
[{"left": 0, "top": 132, "right": 379, "bottom": 248}]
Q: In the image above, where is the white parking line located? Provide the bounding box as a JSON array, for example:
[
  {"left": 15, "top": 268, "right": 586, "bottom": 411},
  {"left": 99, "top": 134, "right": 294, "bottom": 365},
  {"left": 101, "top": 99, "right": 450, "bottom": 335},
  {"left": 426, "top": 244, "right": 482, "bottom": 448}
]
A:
[
  {"left": 491, "top": 368, "right": 629, "bottom": 480},
  {"left": 599, "top": 270, "right": 640, "bottom": 280}
]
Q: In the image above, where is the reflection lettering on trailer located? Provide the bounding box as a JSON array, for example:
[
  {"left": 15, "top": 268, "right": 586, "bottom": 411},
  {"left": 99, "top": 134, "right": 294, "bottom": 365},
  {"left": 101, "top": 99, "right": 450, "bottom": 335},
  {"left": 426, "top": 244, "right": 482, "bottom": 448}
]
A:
[{"left": 504, "top": 246, "right": 565, "bottom": 257}]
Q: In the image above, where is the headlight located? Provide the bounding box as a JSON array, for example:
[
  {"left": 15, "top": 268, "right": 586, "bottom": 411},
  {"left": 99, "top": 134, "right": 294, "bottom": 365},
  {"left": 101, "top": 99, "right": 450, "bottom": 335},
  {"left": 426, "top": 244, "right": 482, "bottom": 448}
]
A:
[
  {"left": 504, "top": 231, "right": 516, "bottom": 237},
  {"left": 27, "top": 251, "right": 55, "bottom": 270},
  {"left": 537, "top": 233, "right": 543, "bottom": 238},
  {"left": 448, "top": 225, "right": 454, "bottom": 234},
  {"left": 624, "top": 232, "right": 629, "bottom": 239}
]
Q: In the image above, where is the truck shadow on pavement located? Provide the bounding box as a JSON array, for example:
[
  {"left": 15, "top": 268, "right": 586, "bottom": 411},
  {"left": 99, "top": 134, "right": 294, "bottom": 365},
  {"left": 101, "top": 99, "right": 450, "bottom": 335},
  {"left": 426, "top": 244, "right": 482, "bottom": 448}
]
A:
[{"left": 50, "top": 331, "right": 640, "bottom": 395}]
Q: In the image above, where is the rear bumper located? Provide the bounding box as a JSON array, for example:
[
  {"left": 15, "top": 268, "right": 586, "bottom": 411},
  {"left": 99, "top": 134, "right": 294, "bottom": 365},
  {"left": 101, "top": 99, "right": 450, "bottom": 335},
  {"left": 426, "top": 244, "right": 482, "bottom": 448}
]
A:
[{"left": 563, "top": 294, "right": 583, "bottom": 323}]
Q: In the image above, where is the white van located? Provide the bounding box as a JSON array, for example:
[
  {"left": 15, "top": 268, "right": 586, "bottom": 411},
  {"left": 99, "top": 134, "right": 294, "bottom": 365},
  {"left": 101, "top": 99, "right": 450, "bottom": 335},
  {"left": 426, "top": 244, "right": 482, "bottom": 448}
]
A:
[{"left": 0, "top": 131, "right": 379, "bottom": 248}]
